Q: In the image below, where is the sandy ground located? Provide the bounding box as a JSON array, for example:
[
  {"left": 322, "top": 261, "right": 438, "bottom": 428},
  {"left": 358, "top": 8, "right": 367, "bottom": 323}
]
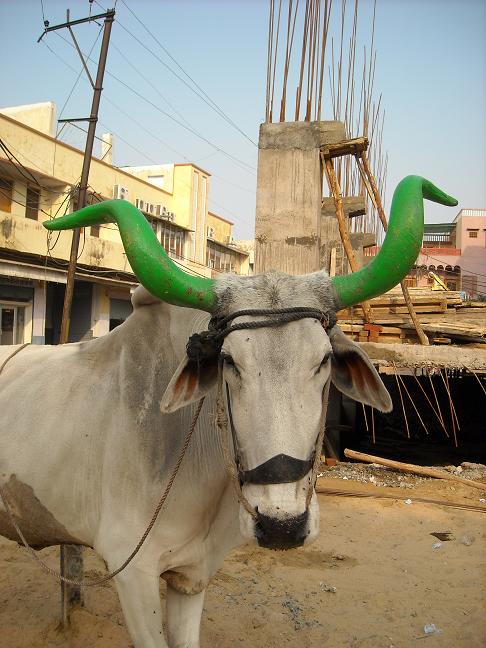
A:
[{"left": 1, "top": 471, "right": 485, "bottom": 648}]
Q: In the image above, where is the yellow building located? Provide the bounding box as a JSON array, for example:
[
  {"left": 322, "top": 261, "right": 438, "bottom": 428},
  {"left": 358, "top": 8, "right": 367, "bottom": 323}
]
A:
[{"left": 0, "top": 102, "right": 249, "bottom": 345}]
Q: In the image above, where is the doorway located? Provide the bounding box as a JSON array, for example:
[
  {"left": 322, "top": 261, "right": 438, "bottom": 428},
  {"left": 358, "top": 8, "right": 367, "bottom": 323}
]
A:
[{"left": 0, "top": 303, "right": 25, "bottom": 345}]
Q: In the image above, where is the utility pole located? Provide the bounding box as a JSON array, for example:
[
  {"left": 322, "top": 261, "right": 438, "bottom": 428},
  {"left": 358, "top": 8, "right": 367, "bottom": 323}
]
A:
[{"left": 38, "top": 6, "right": 115, "bottom": 625}]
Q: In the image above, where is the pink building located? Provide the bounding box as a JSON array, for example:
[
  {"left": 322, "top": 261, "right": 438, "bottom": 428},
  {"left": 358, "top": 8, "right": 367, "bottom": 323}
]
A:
[
  {"left": 364, "top": 209, "right": 486, "bottom": 297},
  {"left": 413, "top": 209, "right": 486, "bottom": 297}
]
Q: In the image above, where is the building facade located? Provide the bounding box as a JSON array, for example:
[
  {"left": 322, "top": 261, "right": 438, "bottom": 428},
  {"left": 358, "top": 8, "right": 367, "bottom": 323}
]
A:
[
  {"left": 363, "top": 209, "right": 486, "bottom": 298},
  {"left": 413, "top": 209, "right": 486, "bottom": 296},
  {"left": 0, "top": 102, "right": 249, "bottom": 346}
]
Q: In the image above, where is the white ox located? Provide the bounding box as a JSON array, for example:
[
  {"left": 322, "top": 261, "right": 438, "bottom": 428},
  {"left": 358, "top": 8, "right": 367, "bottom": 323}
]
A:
[{"left": 0, "top": 176, "right": 457, "bottom": 647}]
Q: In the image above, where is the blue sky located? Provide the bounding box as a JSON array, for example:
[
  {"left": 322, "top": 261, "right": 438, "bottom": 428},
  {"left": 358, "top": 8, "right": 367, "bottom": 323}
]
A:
[{"left": 1, "top": 0, "right": 484, "bottom": 239}]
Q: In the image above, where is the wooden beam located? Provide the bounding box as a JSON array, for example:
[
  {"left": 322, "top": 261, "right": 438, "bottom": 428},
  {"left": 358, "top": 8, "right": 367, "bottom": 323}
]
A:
[
  {"left": 356, "top": 152, "right": 430, "bottom": 346},
  {"left": 344, "top": 449, "right": 486, "bottom": 491},
  {"left": 321, "top": 136, "right": 369, "bottom": 160},
  {"left": 321, "top": 196, "right": 366, "bottom": 219},
  {"left": 323, "top": 156, "right": 372, "bottom": 323}
]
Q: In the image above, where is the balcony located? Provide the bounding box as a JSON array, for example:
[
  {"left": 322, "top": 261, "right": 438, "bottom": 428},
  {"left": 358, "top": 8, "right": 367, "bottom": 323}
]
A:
[
  {"left": 422, "top": 233, "right": 456, "bottom": 248},
  {"left": 0, "top": 212, "right": 131, "bottom": 273}
]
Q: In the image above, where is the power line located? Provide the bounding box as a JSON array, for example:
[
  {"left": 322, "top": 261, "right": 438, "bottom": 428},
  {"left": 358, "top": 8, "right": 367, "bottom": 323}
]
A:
[
  {"left": 0, "top": 137, "right": 81, "bottom": 200},
  {"left": 0, "top": 139, "right": 40, "bottom": 187},
  {"left": 40, "top": 36, "right": 258, "bottom": 223},
  {"left": 39, "top": 38, "right": 256, "bottom": 223},
  {"left": 52, "top": 30, "right": 257, "bottom": 175},
  {"left": 40, "top": 0, "right": 46, "bottom": 24},
  {"left": 108, "top": 40, "right": 193, "bottom": 130},
  {"left": 96, "top": 0, "right": 257, "bottom": 148},
  {"left": 1, "top": 185, "right": 233, "bottom": 278}
]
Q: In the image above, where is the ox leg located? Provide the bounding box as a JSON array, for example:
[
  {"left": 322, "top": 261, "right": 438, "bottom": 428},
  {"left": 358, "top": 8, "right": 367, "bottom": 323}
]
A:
[
  {"left": 113, "top": 565, "right": 168, "bottom": 648},
  {"left": 166, "top": 585, "right": 205, "bottom": 648}
]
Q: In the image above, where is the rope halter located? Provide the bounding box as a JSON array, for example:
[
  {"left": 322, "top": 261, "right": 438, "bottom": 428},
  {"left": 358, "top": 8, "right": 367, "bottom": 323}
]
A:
[{"left": 187, "top": 306, "right": 335, "bottom": 521}]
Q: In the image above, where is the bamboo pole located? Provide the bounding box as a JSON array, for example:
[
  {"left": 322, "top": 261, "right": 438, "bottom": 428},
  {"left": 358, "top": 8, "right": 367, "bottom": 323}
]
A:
[
  {"left": 469, "top": 368, "right": 486, "bottom": 396},
  {"left": 441, "top": 369, "right": 459, "bottom": 448},
  {"left": 361, "top": 402, "right": 369, "bottom": 432},
  {"left": 343, "top": 449, "right": 486, "bottom": 491},
  {"left": 323, "top": 156, "right": 372, "bottom": 322},
  {"left": 426, "top": 368, "right": 449, "bottom": 438},
  {"left": 412, "top": 371, "right": 449, "bottom": 436},
  {"left": 393, "top": 364, "right": 410, "bottom": 438},
  {"left": 396, "top": 371, "right": 429, "bottom": 436},
  {"left": 357, "top": 151, "right": 430, "bottom": 345}
]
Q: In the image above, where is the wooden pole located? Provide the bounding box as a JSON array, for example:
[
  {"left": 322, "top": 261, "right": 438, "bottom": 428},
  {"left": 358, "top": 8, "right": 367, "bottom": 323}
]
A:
[
  {"left": 343, "top": 449, "right": 486, "bottom": 491},
  {"left": 323, "top": 156, "right": 372, "bottom": 322},
  {"left": 357, "top": 152, "right": 430, "bottom": 345},
  {"left": 44, "top": 7, "right": 115, "bottom": 625}
]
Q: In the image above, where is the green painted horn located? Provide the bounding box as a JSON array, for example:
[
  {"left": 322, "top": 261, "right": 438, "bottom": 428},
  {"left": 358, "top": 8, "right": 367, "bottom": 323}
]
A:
[
  {"left": 43, "top": 200, "right": 216, "bottom": 311},
  {"left": 331, "top": 176, "right": 458, "bottom": 309}
]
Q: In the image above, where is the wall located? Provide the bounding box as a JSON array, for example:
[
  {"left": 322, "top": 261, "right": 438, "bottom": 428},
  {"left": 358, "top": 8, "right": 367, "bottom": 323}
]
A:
[
  {"left": 0, "top": 106, "right": 251, "bottom": 347},
  {"left": 254, "top": 120, "right": 346, "bottom": 275},
  {"left": 207, "top": 211, "right": 232, "bottom": 244},
  {"left": 456, "top": 214, "right": 486, "bottom": 294},
  {"left": 0, "top": 102, "right": 56, "bottom": 137}
]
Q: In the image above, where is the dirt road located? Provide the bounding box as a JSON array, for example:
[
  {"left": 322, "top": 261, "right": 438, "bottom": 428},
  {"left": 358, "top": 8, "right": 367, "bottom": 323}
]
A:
[{"left": 1, "top": 476, "right": 485, "bottom": 648}]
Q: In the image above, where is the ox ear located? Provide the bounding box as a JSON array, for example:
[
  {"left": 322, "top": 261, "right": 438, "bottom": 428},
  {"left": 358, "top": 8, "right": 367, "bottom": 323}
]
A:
[
  {"left": 328, "top": 325, "right": 392, "bottom": 412},
  {"left": 160, "top": 355, "right": 219, "bottom": 414}
]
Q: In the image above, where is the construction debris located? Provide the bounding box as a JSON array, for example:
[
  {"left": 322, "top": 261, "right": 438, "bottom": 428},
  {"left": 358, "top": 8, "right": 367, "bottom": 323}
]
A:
[
  {"left": 338, "top": 287, "right": 486, "bottom": 346},
  {"left": 360, "top": 341, "right": 486, "bottom": 374},
  {"left": 343, "top": 449, "right": 486, "bottom": 491}
]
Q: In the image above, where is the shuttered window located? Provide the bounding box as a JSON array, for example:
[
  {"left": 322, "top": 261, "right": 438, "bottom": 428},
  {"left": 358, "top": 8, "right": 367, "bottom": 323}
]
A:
[
  {"left": 26, "top": 186, "right": 40, "bottom": 220},
  {"left": 0, "top": 177, "right": 13, "bottom": 213}
]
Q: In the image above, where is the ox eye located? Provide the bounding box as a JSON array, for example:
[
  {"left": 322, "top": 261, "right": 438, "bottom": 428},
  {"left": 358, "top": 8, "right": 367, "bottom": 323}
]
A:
[
  {"left": 315, "top": 352, "right": 332, "bottom": 374},
  {"left": 222, "top": 353, "right": 240, "bottom": 375}
]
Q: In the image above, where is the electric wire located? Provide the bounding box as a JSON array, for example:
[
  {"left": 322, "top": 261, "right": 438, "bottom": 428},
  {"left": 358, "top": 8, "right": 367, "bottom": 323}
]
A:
[
  {"left": 95, "top": 0, "right": 257, "bottom": 148},
  {"left": 40, "top": 37, "right": 257, "bottom": 218},
  {"left": 52, "top": 31, "right": 257, "bottom": 175},
  {"left": 0, "top": 187, "right": 234, "bottom": 279},
  {"left": 0, "top": 139, "right": 40, "bottom": 187}
]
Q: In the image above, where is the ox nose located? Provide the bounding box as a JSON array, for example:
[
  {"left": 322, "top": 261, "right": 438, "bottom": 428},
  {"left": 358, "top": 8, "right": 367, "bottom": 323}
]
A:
[{"left": 254, "top": 510, "right": 309, "bottom": 550}]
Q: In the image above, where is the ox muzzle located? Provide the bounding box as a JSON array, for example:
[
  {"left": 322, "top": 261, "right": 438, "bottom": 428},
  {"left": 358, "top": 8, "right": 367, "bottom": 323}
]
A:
[
  {"left": 238, "top": 454, "right": 314, "bottom": 549},
  {"left": 187, "top": 307, "right": 331, "bottom": 551}
]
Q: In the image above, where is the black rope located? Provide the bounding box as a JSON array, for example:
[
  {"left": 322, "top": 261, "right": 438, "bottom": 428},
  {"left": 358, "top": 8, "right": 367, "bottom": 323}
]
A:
[{"left": 186, "top": 307, "right": 337, "bottom": 363}]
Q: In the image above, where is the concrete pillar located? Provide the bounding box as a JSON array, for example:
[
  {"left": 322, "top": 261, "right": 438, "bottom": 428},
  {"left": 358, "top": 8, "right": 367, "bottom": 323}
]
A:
[
  {"left": 91, "top": 284, "right": 110, "bottom": 338},
  {"left": 32, "top": 281, "right": 46, "bottom": 344},
  {"left": 254, "top": 121, "right": 346, "bottom": 275}
]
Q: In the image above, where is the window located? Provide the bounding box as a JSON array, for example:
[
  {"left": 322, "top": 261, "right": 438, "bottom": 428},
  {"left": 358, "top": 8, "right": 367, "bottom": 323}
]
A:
[
  {"left": 25, "top": 186, "right": 40, "bottom": 220},
  {"left": 0, "top": 177, "right": 13, "bottom": 213},
  {"left": 206, "top": 240, "right": 240, "bottom": 273},
  {"left": 160, "top": 222, "right": 185, "bottom": 259},
  {"left": 468, "top": 230, "right": 478, "bottom": 238}
]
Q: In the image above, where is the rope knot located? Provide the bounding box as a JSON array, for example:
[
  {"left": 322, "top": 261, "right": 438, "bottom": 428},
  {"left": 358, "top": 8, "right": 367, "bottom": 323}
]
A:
[{"left": 186, "top": 330, "right": 223, "bottom": 363}]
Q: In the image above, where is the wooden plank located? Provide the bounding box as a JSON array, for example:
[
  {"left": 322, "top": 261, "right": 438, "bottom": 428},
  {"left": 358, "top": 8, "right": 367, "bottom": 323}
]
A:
[
  {"left": 379, "top": 326, "right": 404, "bottom": 335},
  {"left": 370, "top": 296, "right": 447, "bottom": 306},
  {"left": 343, "top": 449, "right": 486, "bottom": 491},
  {"left": 321, "top": 136, "right": 368, "bottom": 159},
  {"left": 377, "top": 336, "right": 403, "bottom": 344},
  {"left": 369, "top": 305, "right": 446, "bottom": 315}
]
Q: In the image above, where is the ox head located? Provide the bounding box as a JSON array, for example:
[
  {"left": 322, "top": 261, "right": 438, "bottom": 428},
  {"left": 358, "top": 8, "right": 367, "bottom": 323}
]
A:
[{"left": 44, "top": 176, "right": 457, "bottom": 550}]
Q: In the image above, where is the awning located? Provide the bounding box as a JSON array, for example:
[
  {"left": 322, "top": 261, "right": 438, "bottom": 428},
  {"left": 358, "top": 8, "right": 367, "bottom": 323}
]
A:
[{"left": 0, "top": 258, "right": 137, "bottom": 288}]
